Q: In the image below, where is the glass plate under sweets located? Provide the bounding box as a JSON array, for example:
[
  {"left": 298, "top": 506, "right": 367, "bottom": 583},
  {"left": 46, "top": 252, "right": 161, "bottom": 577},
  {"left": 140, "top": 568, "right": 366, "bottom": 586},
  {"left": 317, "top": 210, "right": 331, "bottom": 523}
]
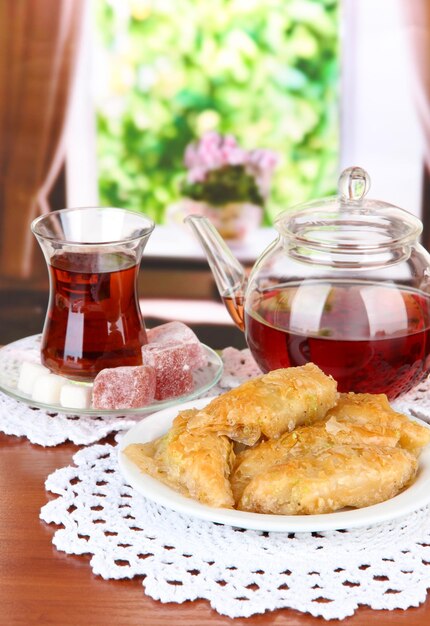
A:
[{"left": 0, "top": 335, "right": 223, "bottom": 416}]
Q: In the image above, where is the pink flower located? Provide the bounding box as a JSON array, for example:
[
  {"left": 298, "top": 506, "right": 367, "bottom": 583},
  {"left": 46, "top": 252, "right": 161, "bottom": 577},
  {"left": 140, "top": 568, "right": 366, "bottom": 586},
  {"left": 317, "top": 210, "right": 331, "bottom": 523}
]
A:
[
  {"left": 187, "top": 166, "right": 207, "bottom": 184},
  {"left": 184, "top": 143, "right": 200, "bottom": 169},
  {"left": 222, "top": 134, "right": 238, "bottom": 149},
  {"left": 247, "top": 148, "right": 279, "bottom": 173},
  {"left": 221, "top": 143, "right": 246, "bottom": 167},
  {"left": 198, "top": 143, "right": 223, "bottom": 170},
  {"left": 200, "top": 131, "right": 222, "bottom": 148},
  {"left": 183, "top": 132, "right": 278, "bottom": 198}
]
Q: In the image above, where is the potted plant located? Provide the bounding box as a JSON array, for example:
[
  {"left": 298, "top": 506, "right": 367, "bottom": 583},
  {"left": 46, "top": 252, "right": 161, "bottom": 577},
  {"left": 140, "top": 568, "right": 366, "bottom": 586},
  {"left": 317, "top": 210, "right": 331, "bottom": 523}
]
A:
[{"left": 169, "top": 132, "right": 278, "bottom": 241}]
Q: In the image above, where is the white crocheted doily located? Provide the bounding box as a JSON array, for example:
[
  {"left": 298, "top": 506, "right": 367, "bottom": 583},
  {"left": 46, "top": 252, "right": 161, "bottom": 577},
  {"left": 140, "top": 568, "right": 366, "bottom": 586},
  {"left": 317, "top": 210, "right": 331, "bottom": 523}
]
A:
[
  {"left": 40, "top": 442, "right": 430, "bottom": 620},
  {"left": 0, "top": 347, "right": 260, "bottom": 446}
]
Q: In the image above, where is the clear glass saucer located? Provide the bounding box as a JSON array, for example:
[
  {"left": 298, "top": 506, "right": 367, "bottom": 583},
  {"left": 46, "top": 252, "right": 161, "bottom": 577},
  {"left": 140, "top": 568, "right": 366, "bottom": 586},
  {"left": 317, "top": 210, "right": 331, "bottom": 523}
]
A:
[{"left": 0, "top": 334, "right": 223, "bottom": 416}]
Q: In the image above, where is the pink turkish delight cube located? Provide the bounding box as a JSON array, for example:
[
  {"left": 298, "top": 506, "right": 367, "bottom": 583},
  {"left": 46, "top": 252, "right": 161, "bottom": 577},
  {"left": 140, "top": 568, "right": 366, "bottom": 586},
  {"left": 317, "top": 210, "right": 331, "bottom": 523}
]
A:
[
  {"left": 146, "top": 321, "right": 207, "bottom": 369},
  {"left": 142, "top": 343, "right": 194, "bottom": 401},
  {"left": 92, "top": 364, "right": 156, "bottom": 410}
]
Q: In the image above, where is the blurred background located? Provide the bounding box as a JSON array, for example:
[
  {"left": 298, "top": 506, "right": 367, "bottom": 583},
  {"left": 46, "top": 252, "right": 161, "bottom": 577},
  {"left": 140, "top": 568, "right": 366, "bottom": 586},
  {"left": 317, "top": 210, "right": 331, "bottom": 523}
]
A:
[
  {"left": 92, "top": 0, "right": 339, "bottom": 224},
  {"left": 0, "top": 0, "right": 428, "bottom": 347}
]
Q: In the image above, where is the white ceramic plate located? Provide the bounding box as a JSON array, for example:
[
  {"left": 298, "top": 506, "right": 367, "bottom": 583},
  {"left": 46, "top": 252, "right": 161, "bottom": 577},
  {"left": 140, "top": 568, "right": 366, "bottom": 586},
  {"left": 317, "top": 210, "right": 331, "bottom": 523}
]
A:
[
  {"left": 0, "top": 335, "right": 223, "bottom": 416},
  {"left": 118, "top": 397, "right": 430, "bottom": 532}
]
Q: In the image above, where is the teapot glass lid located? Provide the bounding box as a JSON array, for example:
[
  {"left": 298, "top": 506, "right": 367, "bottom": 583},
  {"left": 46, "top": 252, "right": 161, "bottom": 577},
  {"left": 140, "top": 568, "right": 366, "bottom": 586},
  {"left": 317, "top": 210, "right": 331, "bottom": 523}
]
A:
[{"left": 275, "top": 167, "right": 422, "bottom": 252}]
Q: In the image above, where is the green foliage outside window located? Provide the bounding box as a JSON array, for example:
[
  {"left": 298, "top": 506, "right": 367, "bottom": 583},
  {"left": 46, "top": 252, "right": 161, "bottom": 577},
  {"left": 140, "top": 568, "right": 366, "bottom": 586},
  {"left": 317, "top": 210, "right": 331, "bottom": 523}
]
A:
[{"left": 94, "top": 0, "right": 339, "bottom": 224}]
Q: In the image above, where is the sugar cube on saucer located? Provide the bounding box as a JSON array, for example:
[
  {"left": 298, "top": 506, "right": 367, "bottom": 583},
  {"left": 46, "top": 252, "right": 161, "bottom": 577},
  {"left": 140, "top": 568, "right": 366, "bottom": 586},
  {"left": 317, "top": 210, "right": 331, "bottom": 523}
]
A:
[
  {"left": 142, "top": 343, "right": 194, "bottom": 400},
  {"left": 32, "top": 373, "right": 64, "bottom": 404},
  {"left": 17, "top": 362, "right": 51, "bottom": 396},
  {"left": 92, "top": 365, "right": 156, "bottom": 410},
  {"left": 60, "top": 383, "right": 92, "bottom": 410},
  {"left": 147, "top": 321, "right": 207, "bottom": 369}
]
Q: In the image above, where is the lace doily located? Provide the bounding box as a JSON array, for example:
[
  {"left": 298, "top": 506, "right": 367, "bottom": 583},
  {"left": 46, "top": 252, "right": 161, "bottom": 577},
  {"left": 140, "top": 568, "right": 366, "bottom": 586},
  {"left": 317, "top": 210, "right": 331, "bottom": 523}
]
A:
[
  {"left": 392, "top": 378, "right": 430, "bottom": 421},
  {"left": 0, "top": 347, "right": 260, "bottom": 446},
  {"left": 41, "top": 442, "right": 430, "bottom": 620}
]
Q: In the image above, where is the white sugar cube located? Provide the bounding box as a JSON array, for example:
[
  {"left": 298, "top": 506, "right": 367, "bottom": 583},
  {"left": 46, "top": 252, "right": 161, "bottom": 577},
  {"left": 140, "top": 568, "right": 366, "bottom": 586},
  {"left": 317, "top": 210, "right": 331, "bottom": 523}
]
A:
[
  {"left": 32, "top": 374, "right": 64, "bottom": 404},
  {"left": 17, "top": 362, "right": 51, "bottom": 396},
  {"left": 60, "top": 383, "right": 92, "bottom": 410}
]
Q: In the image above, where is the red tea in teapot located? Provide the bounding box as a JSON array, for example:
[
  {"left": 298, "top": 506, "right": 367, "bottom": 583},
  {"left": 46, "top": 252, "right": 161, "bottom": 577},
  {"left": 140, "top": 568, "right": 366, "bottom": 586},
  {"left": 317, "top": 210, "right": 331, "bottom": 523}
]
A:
[
  {"left": 41, "top": 251, "right": 146, "bottom": 380},
  {"left": 245, "top": 281, "right": 430, "bottom": 399}
]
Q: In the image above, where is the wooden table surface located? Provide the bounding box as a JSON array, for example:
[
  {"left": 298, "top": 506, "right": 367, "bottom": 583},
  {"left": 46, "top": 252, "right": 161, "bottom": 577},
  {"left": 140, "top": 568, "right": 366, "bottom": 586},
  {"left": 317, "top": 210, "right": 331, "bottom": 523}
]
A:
[{"left": 1, "top": 432, "right": 429, "bottom": 626}]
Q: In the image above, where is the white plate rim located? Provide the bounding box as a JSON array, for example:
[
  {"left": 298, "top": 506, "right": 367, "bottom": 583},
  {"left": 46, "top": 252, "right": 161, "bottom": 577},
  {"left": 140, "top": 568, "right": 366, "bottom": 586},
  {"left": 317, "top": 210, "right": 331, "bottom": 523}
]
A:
[{"left": 118, "top": 396, "right": 430, "bottom": 533}]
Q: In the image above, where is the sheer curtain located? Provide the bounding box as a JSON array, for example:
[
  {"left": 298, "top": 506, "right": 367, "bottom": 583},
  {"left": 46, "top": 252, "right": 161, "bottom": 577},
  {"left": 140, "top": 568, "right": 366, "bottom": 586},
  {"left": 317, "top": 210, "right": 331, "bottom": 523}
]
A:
[
  {"left": 0, "top": 0, "right": 84, "bottom": 280},
  {"left": 403, "top": 0, "right": 430, "bottom": 172}
]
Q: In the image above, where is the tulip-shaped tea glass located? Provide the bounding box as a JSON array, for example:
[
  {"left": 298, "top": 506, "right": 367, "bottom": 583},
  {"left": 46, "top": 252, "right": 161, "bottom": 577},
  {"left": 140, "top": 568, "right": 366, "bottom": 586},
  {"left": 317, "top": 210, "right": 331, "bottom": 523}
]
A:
[{"left": 32, "top": 207, "right": 154, "bottom": 381}]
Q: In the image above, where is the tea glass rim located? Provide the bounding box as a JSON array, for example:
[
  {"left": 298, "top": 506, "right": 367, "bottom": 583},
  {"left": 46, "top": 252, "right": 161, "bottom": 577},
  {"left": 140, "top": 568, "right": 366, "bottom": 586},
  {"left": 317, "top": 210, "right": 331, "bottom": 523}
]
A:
[{"left": 31, "top": 206, "right": 155, "bottom": 246}]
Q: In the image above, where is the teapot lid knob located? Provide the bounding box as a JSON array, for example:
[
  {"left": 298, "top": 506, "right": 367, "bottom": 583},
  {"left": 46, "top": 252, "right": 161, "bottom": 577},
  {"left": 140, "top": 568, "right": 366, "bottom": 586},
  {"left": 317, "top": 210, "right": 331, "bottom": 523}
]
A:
[{"left": 338, "top": 166, "right": 371, "bottom": 203}]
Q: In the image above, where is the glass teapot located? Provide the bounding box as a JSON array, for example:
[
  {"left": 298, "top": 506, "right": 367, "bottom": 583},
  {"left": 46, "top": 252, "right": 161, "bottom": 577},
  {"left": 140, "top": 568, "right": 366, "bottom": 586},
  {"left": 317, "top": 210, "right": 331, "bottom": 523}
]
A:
[{"left": 186, "top": 167, "right": 430, "bottom": 399}]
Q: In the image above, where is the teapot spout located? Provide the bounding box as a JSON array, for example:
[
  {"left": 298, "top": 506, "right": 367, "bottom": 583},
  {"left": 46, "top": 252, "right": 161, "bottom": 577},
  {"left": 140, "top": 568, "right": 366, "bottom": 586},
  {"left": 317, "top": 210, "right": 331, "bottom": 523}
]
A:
[{"left": 185, "top": 215, "right": 246, "bottom": 330}]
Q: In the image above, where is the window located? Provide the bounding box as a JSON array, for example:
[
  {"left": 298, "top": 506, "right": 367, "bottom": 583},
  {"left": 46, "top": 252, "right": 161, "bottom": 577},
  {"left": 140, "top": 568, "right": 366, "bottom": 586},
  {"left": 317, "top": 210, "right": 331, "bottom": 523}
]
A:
[
  {"left": 66, "top": 0, "right": 423, "bottom": 224},
  {"left": 88, "top": 0, "right": 339, "bottom": 224}
]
